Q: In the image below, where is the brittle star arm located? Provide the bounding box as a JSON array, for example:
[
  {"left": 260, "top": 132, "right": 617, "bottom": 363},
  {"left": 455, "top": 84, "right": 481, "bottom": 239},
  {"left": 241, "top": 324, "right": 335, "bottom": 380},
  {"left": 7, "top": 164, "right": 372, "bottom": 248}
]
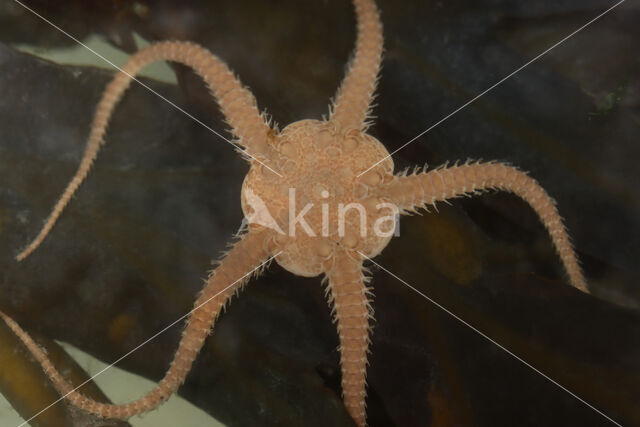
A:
[
  {"left": 329, "top": 0, "right": 383, "bottom": 133},
  {"left": 382, "top": 162, "right": 588, "bottom": 292},
  {"left": 2, "top": 227, "right": 273, "bottom": 420},
  {"left": 325, "top": 249, "right": 372, "bottom": 427},
  {"left": 16, "top": 40, "right": 273, "bottom": 261}
]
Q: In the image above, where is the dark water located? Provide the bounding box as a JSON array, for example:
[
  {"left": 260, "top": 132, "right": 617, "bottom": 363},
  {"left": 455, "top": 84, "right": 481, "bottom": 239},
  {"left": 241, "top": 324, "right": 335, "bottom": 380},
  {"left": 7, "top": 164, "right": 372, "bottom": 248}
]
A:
[{"left": 0, "top": 0, "right": 638, "bottom": 426}]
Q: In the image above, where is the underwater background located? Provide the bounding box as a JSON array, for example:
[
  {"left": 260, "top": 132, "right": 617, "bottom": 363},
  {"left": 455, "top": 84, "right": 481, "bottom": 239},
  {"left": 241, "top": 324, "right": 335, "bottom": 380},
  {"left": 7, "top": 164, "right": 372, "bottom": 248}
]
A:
[{"left": 0, "top": 0, "right": 639, "bottom": 425}]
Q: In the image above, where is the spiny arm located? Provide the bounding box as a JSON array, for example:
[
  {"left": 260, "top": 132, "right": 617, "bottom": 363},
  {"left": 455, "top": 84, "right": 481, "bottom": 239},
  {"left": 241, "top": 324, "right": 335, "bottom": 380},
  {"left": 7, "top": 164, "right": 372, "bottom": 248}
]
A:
[
  {"left": 383, "top": 162, "right": 588, "bottom": 292},
  {"left": 3, "top": 228, "right": 272, "bottom": 420},
  {"left": 329, "top": 0, "right": 383, "bottom": 133},
  {"left": 325, "top": 249, "right": 371, "bottom": 427},
  {"left": 17, "top": 41, "right": 272, "bottom": 261}
]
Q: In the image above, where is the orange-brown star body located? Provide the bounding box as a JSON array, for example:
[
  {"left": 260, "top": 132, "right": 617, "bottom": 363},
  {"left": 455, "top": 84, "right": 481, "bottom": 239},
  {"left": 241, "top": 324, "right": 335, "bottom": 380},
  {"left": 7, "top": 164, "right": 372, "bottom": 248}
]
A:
[
  {"left": 3, "top": 0, "right": 588, "bottom": 425},
  {"left": 242, "top": 119, "right": 396, "bottom": 277}
]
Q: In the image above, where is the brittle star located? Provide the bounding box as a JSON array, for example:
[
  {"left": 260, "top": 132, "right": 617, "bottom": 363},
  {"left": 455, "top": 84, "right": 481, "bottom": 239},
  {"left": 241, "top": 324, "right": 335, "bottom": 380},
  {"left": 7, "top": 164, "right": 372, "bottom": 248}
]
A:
[{"left": 1, "top": 0, "right": 590, "bottom": 425}]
